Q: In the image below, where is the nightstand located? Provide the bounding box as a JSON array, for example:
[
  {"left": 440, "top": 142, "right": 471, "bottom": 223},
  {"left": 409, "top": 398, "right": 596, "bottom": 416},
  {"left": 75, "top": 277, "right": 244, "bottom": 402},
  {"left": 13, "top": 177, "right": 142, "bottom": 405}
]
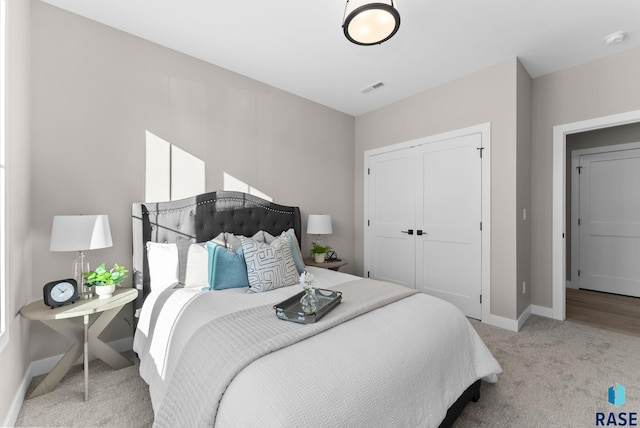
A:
[
  {"left": 304, "top": 257, "right": 348, "bottom": 271},
  {"left": 20, "top": 287, "right": 137, "bottom": 401}
]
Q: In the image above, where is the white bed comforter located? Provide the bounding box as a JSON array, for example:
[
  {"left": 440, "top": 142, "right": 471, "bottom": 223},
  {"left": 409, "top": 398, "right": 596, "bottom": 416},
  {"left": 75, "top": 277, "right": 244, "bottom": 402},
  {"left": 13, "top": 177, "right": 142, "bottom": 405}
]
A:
[{"left": 134, "top": 268, "right": 501, "bottom": 428}]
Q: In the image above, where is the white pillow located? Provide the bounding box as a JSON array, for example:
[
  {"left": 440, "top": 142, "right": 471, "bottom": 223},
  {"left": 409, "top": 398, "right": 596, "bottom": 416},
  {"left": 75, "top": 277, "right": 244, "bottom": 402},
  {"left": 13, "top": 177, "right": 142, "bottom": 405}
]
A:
[
  {"left": 240, "top": 236, "right": 299, "bottom": 293},
  {"left": 146, "top": 242, "right": 179, "bottom": 292},
  {"left": 183, "top": 243, "right": 209, "bottom": 288},
  {"left": 211, "top": 231, "right": 265, "bottom": 251},
  {"left": 264, "top": 229, "right": 305, "bottom": 274}
]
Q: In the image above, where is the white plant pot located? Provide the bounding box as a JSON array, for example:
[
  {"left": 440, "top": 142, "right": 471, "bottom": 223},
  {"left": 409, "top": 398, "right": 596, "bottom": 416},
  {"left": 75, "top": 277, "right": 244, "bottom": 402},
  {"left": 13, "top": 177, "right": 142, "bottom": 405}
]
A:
[
  {"left": 95, "top": 285, "right": 115, "bottom": 299},
  {"left": 314, "top": 253, "right": 326, "bottom": 263}
]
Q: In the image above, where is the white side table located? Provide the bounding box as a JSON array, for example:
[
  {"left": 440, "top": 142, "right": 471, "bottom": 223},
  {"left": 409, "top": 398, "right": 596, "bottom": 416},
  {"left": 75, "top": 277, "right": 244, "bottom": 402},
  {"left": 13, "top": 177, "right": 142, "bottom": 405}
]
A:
[{"left": 20, "top": 287, "right": 138, "bottom": 401}]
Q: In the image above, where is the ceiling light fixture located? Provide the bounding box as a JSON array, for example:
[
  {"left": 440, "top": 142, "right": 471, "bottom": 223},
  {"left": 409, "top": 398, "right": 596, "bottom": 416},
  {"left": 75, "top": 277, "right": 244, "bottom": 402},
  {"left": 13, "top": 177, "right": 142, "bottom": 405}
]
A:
[{"left": 343, "top": 0, "right": 400, "bottom": 46}]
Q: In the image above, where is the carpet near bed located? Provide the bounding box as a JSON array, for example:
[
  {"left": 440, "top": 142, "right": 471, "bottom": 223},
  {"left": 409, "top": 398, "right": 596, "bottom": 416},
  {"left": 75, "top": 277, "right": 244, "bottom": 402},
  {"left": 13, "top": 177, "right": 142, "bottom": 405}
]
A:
[{"left": 456, "top": 316, "right": 640, "bottom": 427}]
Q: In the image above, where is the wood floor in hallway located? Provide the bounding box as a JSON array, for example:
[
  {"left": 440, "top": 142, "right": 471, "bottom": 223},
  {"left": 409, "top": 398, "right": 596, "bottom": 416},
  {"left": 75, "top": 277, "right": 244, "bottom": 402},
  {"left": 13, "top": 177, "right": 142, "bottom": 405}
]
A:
[{"left": 566, "top": 288, "right": 640, "bottom": 338}]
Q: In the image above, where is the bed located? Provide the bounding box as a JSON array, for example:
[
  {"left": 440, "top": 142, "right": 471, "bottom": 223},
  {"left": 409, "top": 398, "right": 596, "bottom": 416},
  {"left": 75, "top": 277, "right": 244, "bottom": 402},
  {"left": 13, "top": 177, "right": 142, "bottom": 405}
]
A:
[{"left": 131, "top": 191, "right": 501, "bottom": 427}]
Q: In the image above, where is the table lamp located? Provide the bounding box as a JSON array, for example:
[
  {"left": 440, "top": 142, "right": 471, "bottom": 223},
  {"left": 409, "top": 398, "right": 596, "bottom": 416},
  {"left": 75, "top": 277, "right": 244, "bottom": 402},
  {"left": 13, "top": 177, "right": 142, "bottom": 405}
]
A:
[
  {"left": 307, "top": 214, "right": 333, "bottom": 247},
  {"left": 50, "top": 215, "right": 113, "bottom": 299}
]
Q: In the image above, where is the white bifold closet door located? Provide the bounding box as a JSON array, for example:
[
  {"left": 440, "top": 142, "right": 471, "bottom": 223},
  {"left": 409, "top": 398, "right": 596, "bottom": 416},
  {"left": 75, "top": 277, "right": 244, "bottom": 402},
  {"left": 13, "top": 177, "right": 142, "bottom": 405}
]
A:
[
  {"left": 367, "top": 149, "right": 417, "bottom": 289},
  {"left": 367, "top": 133, "right": 483, "bottom": 319},
  {"left": 415, "top": 135, "right": 482, "bottom": 319},
  {"left": 577, "top": 148, "right": 640, "bottom": 297}
]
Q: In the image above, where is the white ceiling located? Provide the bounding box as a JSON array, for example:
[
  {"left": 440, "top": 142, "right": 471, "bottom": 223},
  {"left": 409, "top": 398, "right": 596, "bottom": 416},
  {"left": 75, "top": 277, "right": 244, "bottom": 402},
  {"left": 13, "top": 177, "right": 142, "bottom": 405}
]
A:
[{"left": 41, "top": 0, "right": 640, "bottom": 116}]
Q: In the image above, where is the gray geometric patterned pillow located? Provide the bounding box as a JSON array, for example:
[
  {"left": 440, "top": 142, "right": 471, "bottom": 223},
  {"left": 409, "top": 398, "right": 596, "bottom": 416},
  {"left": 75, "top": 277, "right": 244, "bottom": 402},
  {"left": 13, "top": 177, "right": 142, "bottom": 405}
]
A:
[{"left": 240, "top": 236, "right": 299, "bottom": 293}]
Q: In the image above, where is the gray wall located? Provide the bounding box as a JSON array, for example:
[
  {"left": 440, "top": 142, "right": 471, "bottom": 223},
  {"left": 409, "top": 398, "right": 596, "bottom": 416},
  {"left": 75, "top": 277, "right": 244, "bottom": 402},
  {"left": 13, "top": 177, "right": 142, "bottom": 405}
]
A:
[
  {"left": 0, "top": 0, "right": 32, "bottom": 423},
  {"left": 516, "top": 61, "right": 532, "bottom": 316},
  {"left": 531, "top": 46, "right": 640, "bottom": 309},
  {"left": 354, "top": 58, "right": 526, "bottom": 321},
  {"left": 29, "top": 1, "right": 355, "bottom": 361}
]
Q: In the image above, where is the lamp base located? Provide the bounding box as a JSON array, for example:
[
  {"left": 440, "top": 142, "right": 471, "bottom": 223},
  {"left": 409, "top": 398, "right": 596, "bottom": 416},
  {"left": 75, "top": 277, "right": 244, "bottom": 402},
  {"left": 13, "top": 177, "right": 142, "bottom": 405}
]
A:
[
  {"left": 73, "top": 251, "right": 92, "bottom": 300},
  {"left": 79, "top": 286, "right": 93, "bottom": 300}
]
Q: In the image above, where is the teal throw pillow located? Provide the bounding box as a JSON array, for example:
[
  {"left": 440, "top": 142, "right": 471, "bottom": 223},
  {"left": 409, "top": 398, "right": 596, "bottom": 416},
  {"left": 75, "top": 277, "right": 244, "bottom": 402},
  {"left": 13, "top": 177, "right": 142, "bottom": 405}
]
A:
[
  {"left": 206, "top": 242, "right": 249, "bottom": 290},
  {"left": 285, "top": 233, "right": 306, "bottom": 274}
]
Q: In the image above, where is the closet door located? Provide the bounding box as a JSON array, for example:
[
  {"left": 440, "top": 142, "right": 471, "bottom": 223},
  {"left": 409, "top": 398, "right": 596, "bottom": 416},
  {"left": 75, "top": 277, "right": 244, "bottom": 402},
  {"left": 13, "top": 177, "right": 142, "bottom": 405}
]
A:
[
  {"left": 367, "top": 149, "right": 417, "bottom": 288},
  {"left": 414, "top": 134, "right": 482, "bottom": 319}
]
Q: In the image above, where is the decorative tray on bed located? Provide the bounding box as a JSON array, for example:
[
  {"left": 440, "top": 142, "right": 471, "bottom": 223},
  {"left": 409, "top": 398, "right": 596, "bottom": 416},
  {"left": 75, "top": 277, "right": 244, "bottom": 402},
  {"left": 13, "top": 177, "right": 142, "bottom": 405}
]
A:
[{"left": 274, "top": 288, "right": 342, "bottom": 324}]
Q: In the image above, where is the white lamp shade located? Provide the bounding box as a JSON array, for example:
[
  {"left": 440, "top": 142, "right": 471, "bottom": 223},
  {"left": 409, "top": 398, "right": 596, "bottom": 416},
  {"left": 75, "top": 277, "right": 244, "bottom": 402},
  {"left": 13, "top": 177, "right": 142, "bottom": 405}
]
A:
[
  {"left": 343, "top": 0, "right": 400, "bottom": 46},
  {"left": 307, "top": 215, "right": 333, "bottom": 235},
  {"left": 50, "top": 215, "right": 113, "bottom": 252}
]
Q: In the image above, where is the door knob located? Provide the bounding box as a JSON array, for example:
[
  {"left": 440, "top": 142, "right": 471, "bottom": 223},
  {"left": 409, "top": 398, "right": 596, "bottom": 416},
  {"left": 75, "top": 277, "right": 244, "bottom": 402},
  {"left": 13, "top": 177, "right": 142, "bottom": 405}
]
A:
[{"left": 400, "top": 229, "right": 414, "bottom": 235}]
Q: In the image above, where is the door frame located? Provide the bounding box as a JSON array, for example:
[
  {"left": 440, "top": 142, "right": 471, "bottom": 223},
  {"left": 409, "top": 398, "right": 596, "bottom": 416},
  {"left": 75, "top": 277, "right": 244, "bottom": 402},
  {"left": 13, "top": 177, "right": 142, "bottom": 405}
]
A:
[
  {"left": 552, "top": 110, "right": 640, "bottom": 320},
  {"left": 570, "top": 142, "right": 640, "bottom": 290},
  {"left": 364, "top": 122, "right": 491, "bottom": 322}
]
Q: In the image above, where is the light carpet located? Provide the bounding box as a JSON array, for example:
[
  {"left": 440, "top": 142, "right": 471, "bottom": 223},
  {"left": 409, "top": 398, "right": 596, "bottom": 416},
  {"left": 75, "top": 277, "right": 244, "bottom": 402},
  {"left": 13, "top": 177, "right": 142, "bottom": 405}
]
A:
[
  {"left": 15, "top": 353, "right": 153, "bottom": 428},
  {"left": 14, "top": 315, "right": 640, "bottom": 427},
  {"left": 456, "top": 315, "right": 640, "bottom": 427}
]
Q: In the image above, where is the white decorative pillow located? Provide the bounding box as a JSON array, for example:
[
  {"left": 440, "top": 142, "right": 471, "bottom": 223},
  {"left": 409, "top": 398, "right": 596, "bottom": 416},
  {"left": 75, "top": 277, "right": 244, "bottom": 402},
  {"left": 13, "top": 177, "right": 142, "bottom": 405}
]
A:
[
  {"left": 211, "top": 232, "right": 241, "bottom": 251},
  {"left": 175, "top": 236, "right": 209, "bottom": 288},
  {"left": 146, "top": 242, "right": 179, "bottom": 292},
  {"left": 211, "top": 231, "right": 265, "bottom": 251},
  {"left": 240, "top": 236, "right": 299, "bottom": 293},
  {"left": 264, "top": 229, "right": 306, "bottom": 274},
  {"left": 262, "top": 231, "right": 278, "bottom": 244},
  {"left": 183, "top": 243, "right": 209, "bottom": 288}
]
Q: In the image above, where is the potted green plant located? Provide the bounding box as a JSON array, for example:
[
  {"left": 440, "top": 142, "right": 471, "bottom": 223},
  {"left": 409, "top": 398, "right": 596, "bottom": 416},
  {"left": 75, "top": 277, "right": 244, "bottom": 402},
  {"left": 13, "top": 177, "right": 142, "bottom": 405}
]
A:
[
  {"left": 82, "top": 262, "right": 128, "bottom": 299},
  {"left": 310, "top": 243, "right": 331, "bottom": 263}
]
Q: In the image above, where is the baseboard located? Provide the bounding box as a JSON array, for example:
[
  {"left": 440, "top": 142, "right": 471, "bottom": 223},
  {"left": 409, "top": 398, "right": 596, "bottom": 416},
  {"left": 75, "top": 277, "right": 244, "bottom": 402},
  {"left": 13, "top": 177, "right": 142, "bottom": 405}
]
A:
[
  {"left": 482, "top": 306, "right": 534, "bottom": 332},
  {"left": 484, "top": 314, "right": 519, "bottom": 332},
  {"left": 3, "top": 369, "right": 30, "bottom": 428},
  {"left": 517, "top": 305, "right": 532, "bottom": 330},
  {"left": 485, "top": 305, "right": 553, "bottom": 335},
  {"left": 4, "top": 337, "right": 133, "bottom": 427},
  {"left": 531, "top": 304, "right": 554, "bottom": 318}
]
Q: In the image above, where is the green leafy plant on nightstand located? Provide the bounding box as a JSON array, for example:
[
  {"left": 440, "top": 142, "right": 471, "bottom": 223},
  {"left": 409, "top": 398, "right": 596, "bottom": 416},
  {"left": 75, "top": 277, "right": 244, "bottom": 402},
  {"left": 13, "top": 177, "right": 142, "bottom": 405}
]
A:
[
  {"left": 82, "top": 263, "right": 128, "bottom": 286},
  {"left": 310, "top": 243, "right": 330, "bottom": 255}
]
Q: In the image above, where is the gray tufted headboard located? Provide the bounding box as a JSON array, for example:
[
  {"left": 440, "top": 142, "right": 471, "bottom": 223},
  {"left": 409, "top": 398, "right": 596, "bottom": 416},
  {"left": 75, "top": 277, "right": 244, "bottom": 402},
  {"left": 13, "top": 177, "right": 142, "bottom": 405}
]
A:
[{"left": 131, "top": 191, "right": 301, "bottom": 319}]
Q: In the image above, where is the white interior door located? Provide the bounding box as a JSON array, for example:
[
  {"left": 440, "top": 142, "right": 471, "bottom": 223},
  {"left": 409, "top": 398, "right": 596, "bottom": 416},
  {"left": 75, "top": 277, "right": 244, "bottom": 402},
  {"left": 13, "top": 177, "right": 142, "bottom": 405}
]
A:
[
  {"left": 415, "top": 135, "right": 482, "bottom": 319},
  {"left": 578, "top": 148, "right": 640, "bottom": 297},
  {"left": 367, "top": 149, "right": 416, "bottom": 288},
  {"left": 366, "top": 132, "right": 483, "bottom": 319}
]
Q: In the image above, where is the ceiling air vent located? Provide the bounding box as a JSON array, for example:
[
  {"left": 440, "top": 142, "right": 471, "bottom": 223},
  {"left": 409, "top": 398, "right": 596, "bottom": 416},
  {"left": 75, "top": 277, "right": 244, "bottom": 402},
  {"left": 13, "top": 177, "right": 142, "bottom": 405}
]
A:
[{"left": 360, "top": 81, "right": 385, "bottom": 94}]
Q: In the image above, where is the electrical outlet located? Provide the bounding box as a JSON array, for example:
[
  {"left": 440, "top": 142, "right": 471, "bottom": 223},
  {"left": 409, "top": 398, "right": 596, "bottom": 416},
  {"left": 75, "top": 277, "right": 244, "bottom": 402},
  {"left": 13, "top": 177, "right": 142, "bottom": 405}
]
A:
[{"left": 522, "top": 281, "right": 526, "bottom": 294}]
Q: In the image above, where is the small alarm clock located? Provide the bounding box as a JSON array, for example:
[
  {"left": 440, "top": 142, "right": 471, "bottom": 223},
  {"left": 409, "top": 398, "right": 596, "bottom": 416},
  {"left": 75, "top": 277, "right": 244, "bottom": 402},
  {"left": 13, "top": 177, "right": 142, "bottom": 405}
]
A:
[{"left": 43, "top": 279, "right": 79, "bottom": 308}]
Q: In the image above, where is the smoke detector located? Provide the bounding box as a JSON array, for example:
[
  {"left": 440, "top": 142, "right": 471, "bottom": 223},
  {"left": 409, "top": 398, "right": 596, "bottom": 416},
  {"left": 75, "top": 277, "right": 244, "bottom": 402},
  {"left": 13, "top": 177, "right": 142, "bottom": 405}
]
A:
[{"left": 604, "top": 31, "right": 626, "bottom": 45}]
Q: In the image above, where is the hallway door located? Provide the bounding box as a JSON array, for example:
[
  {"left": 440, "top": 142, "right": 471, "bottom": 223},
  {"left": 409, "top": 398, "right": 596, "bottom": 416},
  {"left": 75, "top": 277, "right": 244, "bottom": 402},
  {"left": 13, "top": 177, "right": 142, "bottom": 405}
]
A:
[{"left": 577, "top": 147, "right": 640, "bottom": 297}]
